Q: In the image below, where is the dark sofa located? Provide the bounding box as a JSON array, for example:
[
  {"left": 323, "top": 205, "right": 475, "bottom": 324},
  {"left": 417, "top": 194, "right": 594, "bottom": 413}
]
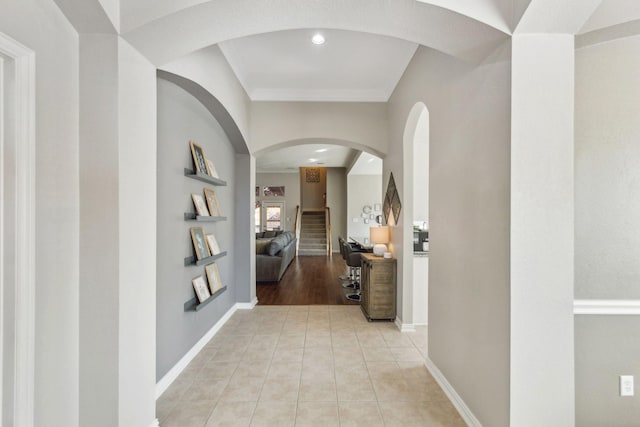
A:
[{"left": 256, "top": 231, "right": 297, "bottom": 282}]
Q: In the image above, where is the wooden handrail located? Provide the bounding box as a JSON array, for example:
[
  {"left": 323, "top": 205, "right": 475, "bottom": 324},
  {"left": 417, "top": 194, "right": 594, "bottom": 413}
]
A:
[
  {"left": 325, "top": 206, "right": 332, "bottom": 256},
  {"left": 293, "top": 205, "right": 301, "bottom": 255}
]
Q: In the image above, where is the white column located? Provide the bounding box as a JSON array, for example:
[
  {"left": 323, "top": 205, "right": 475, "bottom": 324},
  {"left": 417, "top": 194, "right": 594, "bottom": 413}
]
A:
[{"left": 510, "top": 34, "right": 575, "bottom": 427}]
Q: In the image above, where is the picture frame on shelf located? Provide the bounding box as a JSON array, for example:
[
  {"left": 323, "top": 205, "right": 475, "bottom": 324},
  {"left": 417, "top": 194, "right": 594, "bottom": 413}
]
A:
[
  {"left": 203, "top": 188, "right": 220, "bottom": 216},
  {"left": 206, "top": 233, "right": 221, "bottom": 255},
  {"left": 190, "top": 227, "right": 211, "bottom": 260},
  {"left": 205, "top": 263, "right": 223, "bottom": 293},
  {"left": 189, "top": 141, "right": 207, "bottom": 174},
  {"left": 192, "top": 275, "right": 211, "bottom": 303},
  {"left": 205, "top": 158, "right": 219, "bottom": 178},
  {"left": 191, "top": 193, "right": 210, "bottom": 216}
]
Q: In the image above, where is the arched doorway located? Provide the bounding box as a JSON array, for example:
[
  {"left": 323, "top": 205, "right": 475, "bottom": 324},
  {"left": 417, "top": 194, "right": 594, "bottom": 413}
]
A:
[{"left": 401, "top": 102, "right": 429, "bottom": 328}]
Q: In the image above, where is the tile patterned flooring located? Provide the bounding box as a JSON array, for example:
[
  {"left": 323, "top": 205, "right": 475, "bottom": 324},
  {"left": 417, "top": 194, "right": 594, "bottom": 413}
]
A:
[{"left": 157, "top": 305, "right": 466, "bottom": 426}]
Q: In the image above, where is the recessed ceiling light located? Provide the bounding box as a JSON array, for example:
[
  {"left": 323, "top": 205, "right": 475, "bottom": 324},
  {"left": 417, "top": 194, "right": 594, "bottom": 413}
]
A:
[
  {"left": 311, "top": 34, "right": 325, "bottom": 45},
  {"left": 315, "top": 148, "right": 328, "bottom": 153},
  {"left": 309, "top": 158, "right": 318, "bottom": 162}
]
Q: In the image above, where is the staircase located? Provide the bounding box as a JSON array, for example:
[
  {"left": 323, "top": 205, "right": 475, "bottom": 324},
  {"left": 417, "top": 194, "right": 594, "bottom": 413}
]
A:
[{"left": 298, "top": 211, "right": 328, "bottom": 256}]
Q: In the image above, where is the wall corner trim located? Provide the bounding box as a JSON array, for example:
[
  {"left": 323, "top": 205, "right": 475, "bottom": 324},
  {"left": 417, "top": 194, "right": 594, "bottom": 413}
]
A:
[
  {"left": 394, "top": 317, "right": 416, "bottom": 332},
  {"left": 574, "top": 299, "right": 640, "bottom": 315},
  {"left": 424, "top": 358, "right": 483, "bottom": 427},
  {"left": 155, "top": 303, "right": 239, "bottom": 398},
  {"left": 237, "top": 297, "right": 258, "bottom": 310}
]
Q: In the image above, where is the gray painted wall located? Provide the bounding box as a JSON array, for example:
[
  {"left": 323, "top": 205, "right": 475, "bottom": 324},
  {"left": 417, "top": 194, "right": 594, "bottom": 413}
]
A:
[
  {"left": 256, "top": 172, "right": 301, "bottom": 232},
  {"left": 575, "top": 316, "right": 640, "bottom": 426},
  {"left": 156, "top": 78, "right": 236, "bottom": 380},
  {"left": 575, "top": 34, "right": 640, "bottom": 425},
  {"left": 387, "top": 45, "right": 511, "bottom": 427}
]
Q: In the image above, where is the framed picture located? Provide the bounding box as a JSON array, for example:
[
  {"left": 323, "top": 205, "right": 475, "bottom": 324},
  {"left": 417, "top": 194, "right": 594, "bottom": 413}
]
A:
[
  {"left": 255, "top": 186, "right": 260, "bottom": 197},
  {"left": 374, "top": 203, "right": 381, "bottom": 212},
  {"left": 391, "top": 190, "right": 402, "bottom": 224},
  {"left": 190, "top": 227, "right": 211, "bottom": 260},
  {"left": 192, "top": 275, "right": 211, "bottom": 303},
  {"left": 192, "top": 193, "right": 210, "bottom": 216},
  {"left": 205, "top": 158, "right": 219, "bottom": 178},
  {"left": 206, "top": 233, "right": 221, "bottom": 255},
  {"left": 205, "top": 263, "right": 224, "bottom": 293},
  {"left": 369, "top": 213, "right": 375, "bottom": 220},
  {"left": 189, "top": 141, "right": 207, "bottom": 174},
  {"left": 203, "top": 188, "right": 220, "bottom": 216},
  {"left": 364, "top": 218, "right": 370, "bottom": 224},
  {"left": 263, "top": 186, "right": 285, "bottom": 197}
]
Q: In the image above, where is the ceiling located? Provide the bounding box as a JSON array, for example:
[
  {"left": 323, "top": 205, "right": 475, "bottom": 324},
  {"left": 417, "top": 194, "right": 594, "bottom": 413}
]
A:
[
  {"left": 231, "top": 29, "right": 409, "bottom": 171},
  {"left": 219, "top": 29, "right": 418, "bottom": 102}
]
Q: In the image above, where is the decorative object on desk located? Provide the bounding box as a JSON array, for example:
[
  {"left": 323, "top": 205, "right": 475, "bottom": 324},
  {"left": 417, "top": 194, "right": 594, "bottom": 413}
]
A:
[
  {"left": 191, "top": 193, "right": 210, "bottom": 216},
  {"left": 370, "top": 225, "right": 390, "bottom": 257},
  {"left": 205, "top": 158, "right": 219, "bottom": 178},
  {"left": 205, "top": 262, "right": 223, "bottom": 293},
  {"left": 206, "top": 233, "right": 221, "bottom": 255},
  {"left": 374, "top": 203, "right": 381, "bottom": 212},
  {"left": 263, "top": 186, "right": 285, "bottom": 197},
  {"left": 192, "top": 275, "right": 211, "bottom": 303},
  {"left": 189, "top": 141, "right": 207, "bottom": 174},
  {"left": 383, "top": 252, "right": 392, "bottom": 259},
  {"left": 190, "top": 227, "right": 211, "bottom": 260},
  {"left": 203, "top": 188, "right": 220, "bottom": 216}
]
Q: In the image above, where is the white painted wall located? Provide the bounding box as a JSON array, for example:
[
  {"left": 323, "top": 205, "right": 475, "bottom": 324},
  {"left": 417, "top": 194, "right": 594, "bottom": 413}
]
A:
[
  {"left": 347, "top": 175, "right": 382, "bottom": 241},
  {"left": 117, "top": 38, "right": 157, "bottom": 427},
  {"left": 160, "top": 45, "right": 251, "bottom": 143},
  {"left": 387, "top": 44, "right": 512, "bottom": 427},
  {"left": 0, "top": 2, "right": 80, "bottom": 426},
  {"left": 250, "top": 102, "right": 388, "bottom": 156},
  {"left": 511, "top": 34, "right": 575, "bottom": 427}
]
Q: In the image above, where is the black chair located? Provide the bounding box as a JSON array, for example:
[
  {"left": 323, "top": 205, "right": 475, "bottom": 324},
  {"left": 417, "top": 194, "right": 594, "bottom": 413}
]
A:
[
  {"left": 344, "top": 241, "right": 365, "bottom": 302},
  {"left": 338, "top": 237, "right": 350, "bottom": 281}
]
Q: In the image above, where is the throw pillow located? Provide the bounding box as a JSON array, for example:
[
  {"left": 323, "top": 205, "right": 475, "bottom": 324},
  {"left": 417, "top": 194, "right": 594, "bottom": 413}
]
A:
[{"left": 256, "top": 239, "right": 270, "bottom": 254}]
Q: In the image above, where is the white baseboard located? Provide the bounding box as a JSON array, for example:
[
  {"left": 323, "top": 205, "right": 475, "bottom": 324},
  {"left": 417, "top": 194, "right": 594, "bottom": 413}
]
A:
[
  {"left": 424, "top": 357, "right": 482, "bottom": 427},
  {"left": 574, "top": 299, "right": 640, "bottom": 315},
  {"left": 155, "top": 303, "right": 240, "bottom": 398},
  {"left": 237, "top": 297, "right": 258, "bottom": 310},
  {"left": 149, "top": 419, "right": 159, "bottom": 427},
  {"left": 394, "top": 317, "right": 416, "bottom": 332}
]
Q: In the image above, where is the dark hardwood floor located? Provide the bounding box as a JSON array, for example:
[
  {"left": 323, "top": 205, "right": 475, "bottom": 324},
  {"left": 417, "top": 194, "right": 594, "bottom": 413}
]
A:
[{"left": 256, "top": 255, "right": 359, "bottom": 305}]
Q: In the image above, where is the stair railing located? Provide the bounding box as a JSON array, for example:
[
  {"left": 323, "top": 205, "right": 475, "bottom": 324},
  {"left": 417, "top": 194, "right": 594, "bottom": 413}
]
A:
[
  {"left": 293, "top": 205, "right": 301, "bottom": 255},
  {"left": 325, "top": 206, "right": 332, "bottom": 256}
]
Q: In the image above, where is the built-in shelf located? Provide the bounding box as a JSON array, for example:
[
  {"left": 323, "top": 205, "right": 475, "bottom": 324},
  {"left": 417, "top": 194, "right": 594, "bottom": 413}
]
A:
[
  {"left": 184, "top": 286, "right": 227, "bottom": 312},
  {"left": 184, "top": 212, "right": 227, "bottom": 222},
  {"left": 184, "top": 251, "right": 227, "bottom": 267},
  {"left": 184, "top": 168, "right": 227, "bottom": 186}
]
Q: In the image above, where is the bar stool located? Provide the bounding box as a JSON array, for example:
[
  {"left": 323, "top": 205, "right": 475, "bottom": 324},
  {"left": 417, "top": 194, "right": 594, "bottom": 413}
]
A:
[
  {"left": 338, "top": 237, "right": 350, "bottom": 281},
  {"left": 344, "top": 242, "right": 364, "bottom": 302}
]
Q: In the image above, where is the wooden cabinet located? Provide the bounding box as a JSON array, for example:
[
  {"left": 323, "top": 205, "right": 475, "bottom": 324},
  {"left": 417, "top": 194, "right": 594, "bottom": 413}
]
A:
[{"left": 360, "top": 253, "right": 396, "bottom": 321}]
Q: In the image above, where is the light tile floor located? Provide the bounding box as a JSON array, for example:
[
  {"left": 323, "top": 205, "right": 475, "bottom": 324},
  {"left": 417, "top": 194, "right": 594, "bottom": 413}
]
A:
[{"left": 157, "top": 305, "right": 466, "bottom": 427}]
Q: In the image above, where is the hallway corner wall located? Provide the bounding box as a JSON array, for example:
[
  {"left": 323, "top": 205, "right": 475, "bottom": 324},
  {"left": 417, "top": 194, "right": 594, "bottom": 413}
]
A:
[{"left": 386, "top": 43, "right": 512, "bottom": 427}]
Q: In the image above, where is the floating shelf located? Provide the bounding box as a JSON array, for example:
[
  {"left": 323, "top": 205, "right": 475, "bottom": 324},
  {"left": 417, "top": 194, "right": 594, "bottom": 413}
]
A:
[
  {"left": 184, "top": 286, "right": 227, "bottom": 312},
  {"left": 184, "top": 168, "right": 227, "bottom": 186},
  {"left": 184, "top": 251, "right": 227, "bottom": 267},
  {"left": 184, "top": 212, "right": 227, "bottom": 222}
]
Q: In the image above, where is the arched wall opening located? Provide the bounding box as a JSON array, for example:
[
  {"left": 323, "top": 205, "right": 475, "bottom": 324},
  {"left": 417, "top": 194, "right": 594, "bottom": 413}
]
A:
[{"left": 401, "top": 102, "right": 430, "bottom": 328}]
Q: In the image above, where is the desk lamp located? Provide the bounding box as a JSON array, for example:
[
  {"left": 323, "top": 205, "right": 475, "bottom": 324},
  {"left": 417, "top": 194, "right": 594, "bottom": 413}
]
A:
[{"left": 370, "top": 226, "right": 389, "bottom": 257}]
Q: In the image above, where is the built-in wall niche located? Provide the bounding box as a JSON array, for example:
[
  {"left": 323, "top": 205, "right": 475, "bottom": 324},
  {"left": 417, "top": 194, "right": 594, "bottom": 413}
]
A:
[{"left": 383, "top": 172, "right": 401, "bottom": 225}]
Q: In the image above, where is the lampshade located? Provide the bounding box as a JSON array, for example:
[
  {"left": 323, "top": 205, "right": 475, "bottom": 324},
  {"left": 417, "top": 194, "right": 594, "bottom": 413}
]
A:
[
  {"left": 370, "top": 226, "right": 389, "bottom": 256},
  {"left": 370, "top": 226, "right": 389, "bottom": 244}
]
